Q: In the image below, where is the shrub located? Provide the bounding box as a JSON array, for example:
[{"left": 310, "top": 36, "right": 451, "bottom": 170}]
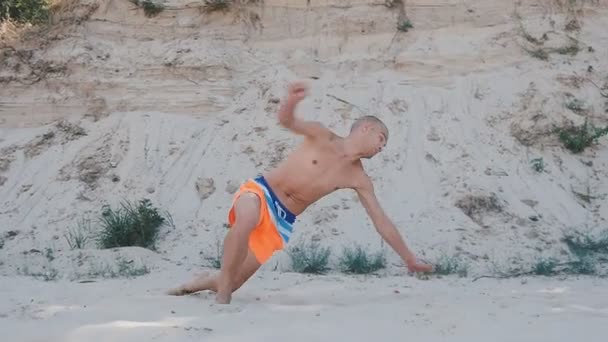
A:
[
  {"left": 0, "top": 0, "right": 50, "bottom": 23},
  {"left": 96, "top": 198, "right": 169, "bottom": 250},
  {"left": 556, "top": 120, "right": 608, "bottom": 153}
]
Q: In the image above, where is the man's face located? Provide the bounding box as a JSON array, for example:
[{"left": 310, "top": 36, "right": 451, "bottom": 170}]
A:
[{"left": 360, "top": 122, "right": 388, "bottom": 159}]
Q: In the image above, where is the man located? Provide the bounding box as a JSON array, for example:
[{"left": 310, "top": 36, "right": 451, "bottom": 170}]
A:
[{"left": 168, "top": 81, "right": 433, "bottom": 304}]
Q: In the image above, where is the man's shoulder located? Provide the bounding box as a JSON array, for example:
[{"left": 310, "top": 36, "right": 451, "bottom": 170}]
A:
[
  {"left": 300, "top": 121, "right": 339, "bottom": 142},
  {"left": 347, "top": 162, "right": 372, "bottom": 191}
]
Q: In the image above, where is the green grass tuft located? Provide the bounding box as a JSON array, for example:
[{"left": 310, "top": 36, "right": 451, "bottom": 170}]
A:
[
  {"left": 434, "top": 254, "right": 469, "bottom": 277},
  {"left": 397, "top": 19, "right": 413, "bottom": 32},
  {"left": 562, "top": 229, "right": 608, "bottom": 257},
  {"left": 565, "top": 256, "right": 597, "bottom": 275},
  {"left": 532, "top": 257, "right": 559, "bottom": 276},
  {"left": 96, "top": 198, "right": 169, "bottom": 250},
  {"left": 78, "top": 257, "right": 150, "bottom": 279},
  {"left": 287, "top": 240, "right": 331, "bottom": 274},
  {"left": 338, "top": 244, "right": 386, "bottom": 274},
  {"left": 530, "top": 157, "right": 545, "bottom": 172},
  {"left": 203, "top": 231, "right": 224, "bottom": 269},
  {"left": 556, "top": 120, "right": 608, "bottom": 153},
  {"left": 115, "top": 257, "right": 150, "bottom": 278},
  {"left": 64, "top": 217, "right": 92, "bottom": 250},
  {"left": 565, "top": 98, "right": 586, "bottom": 113}
]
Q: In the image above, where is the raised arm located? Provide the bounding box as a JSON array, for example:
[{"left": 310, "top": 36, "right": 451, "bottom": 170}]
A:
[
  {"left": 278, "top": 81, "right": 332, "bottom": 140},
  {"left": 354, "top": 175, "right": 433, "bottom": 273}
]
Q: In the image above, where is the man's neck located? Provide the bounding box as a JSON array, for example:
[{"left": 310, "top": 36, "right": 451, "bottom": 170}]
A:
[{"left": 341, "top": 136, "right": 366, "bottom": 161}]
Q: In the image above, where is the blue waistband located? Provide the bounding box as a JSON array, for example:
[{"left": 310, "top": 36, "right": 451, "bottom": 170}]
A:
[{"left": 254, "top": 175, "right": 296, "bottom": 224}]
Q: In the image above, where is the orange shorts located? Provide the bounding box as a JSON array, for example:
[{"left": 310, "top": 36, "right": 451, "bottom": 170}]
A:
[{"left": 227, "top": 176, "right": 297, "bottom": 264}]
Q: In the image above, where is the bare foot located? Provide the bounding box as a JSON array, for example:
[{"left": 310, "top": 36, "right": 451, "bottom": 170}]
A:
[
  {"left": 166, "top": 285, "right": 193, "bottom": 296},
  {"left": 166, "top": 272, "right": 212, "bottom": 296},
  {"left": 215, "top": 292, "right": 232, "bottom": 304}
]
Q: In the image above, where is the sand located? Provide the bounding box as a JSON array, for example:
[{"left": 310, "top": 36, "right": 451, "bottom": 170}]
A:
[
  {"left": 1, "top": 0, "right": 608, "bottom": 340},
  {"left": 2, "top": 273, "right": 608, "bottom": 342}
]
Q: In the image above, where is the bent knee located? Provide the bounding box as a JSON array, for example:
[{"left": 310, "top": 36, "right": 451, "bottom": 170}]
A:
[{"left": 233, "top": 192, "right": 262, "bottom": 228}]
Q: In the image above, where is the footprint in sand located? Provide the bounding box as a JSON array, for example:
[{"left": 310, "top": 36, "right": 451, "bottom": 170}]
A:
[{"left": 208, "top": 303, "right": 244, "bottom": 314}]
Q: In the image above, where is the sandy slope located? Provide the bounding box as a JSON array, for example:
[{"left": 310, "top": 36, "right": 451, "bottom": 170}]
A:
[{"left": 1, "top": 0, "right": 608, "bottom": 340}]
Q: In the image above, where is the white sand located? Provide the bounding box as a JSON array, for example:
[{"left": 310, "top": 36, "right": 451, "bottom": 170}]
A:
[
  {"left": 2, "top": 273, "right": 608, "bottom": 342},
  {"left": 1, "top": 0, "right": 608, "bottom": 340}
]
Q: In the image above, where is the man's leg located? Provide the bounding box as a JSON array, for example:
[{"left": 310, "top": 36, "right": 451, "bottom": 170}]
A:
[
  {"left": 167, "top": 192, "right": 261, "bottom": 302},
  {"left": 167, "top": 248, "right": 261, "bottom": 296},
  {"left": 216, "top": 192, "right": 261, "bottom": 304}
]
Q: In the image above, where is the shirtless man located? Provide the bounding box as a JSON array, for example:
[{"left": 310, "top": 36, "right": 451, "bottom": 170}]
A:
[{"left": 168, "top": 81, "right": 433, "bottom": 304}]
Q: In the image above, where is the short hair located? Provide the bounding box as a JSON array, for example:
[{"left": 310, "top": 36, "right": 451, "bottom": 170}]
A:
[{"left": 350, "top": 115, "right": 388, "bottom": 137}]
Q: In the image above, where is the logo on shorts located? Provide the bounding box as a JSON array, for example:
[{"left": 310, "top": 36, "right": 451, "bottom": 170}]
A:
[{"left": 275, "top": 201, "right": 287, "bottom": 220}]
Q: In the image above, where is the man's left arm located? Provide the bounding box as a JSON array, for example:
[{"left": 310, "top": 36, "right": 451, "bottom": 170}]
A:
[{"left": 354, "top": 176, "right": 433, "bottom": 273}]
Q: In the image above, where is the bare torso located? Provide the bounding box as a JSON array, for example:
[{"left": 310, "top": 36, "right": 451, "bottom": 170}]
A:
[{"left": 262, "top": 134, "right": 365, "bottom": 216}]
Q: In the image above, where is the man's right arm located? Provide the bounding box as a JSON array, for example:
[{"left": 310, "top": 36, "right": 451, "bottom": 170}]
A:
[
  {"left": 353, "top": 173, "right": 433, "bottom": 273},
  {"left": 277, "top": 81, "right": 332, "bottom": 140}
]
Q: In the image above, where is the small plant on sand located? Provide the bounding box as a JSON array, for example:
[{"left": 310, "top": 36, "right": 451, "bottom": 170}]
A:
[
  {"left": 565, "top": 98, "right": 586, "bottom": 114},
  {"left": 115, "top": 257, "right": 150, "bottom": 278},
  {"left": 530, "top": 157, "right": 545, "bottom": 173},
  {"left": 397, "top": 19, "right": 413, "bottom": 32},
  {"left": 64, "top": 216, "right": 92, "bottom": 250},
  {"left": 529, "top": 255, "right": 596, "bottom": 276},
  {"left": 474, "top": 228, "right": 608, "bottom": 281},
  {"left": 556, "top": 120, "right": 608, "bottom": 153},
  {"left": 554, "top": 43, "right": 580, "bottom": 56},
  {"left": 564, "top": 256, "right": 596, "bottom": 275},
  {"left": 96, "top": 198, "right": 169, "bottom": 250},
  {"left": 79, "top": 257, "right": 150, "bottom": 279},
  {"left": 529, "top": 246, "right": 603, "bottom": 276},
  {"left": 129, "top": 0, "right": 164, "bottom": 17},
  {"left": 20, "top": 259, "right": 59, "bottom": 281},
  {"left": 0, "top": 0, "right": 50, "bottom": 23},
  {"left": 21, "top": 265, "right": 59, "bottom": 281},
  {"left": 203, "top": 230, "right": 225, "bottom": 269},
  {"left": 287, "top": 240, "right": 331, "bottom": 274},
  {"left": 524, "top": 47, "right": 549, "bottom": 61},
  {"left": 338, "top": 244, "right": 386, "bottom": 274},
  {"left": 531, "top": 257, "right": 559, "bottom": 276},
  {"left": 433, "top": 253, "right": 469, "bottom": 277},
  {"left": 562, "top": 229, "right": 608, "bottom": 258},
  {"left": 516, "top": 8, "right": 581, "bottom": 61}
]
